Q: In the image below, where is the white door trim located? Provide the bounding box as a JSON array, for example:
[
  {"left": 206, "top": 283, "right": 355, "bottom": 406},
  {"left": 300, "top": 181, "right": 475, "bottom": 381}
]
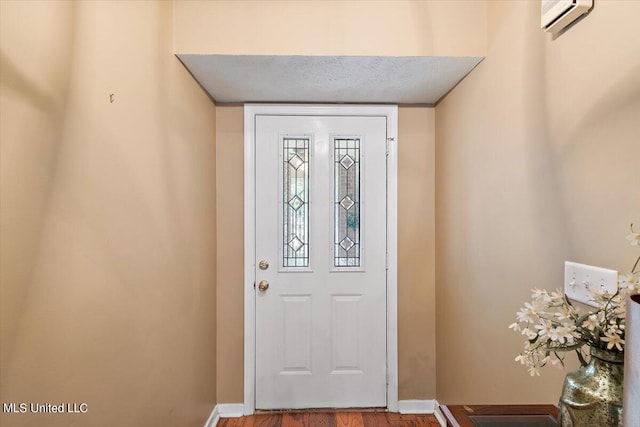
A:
[{"left": 243, "top": 104, "right": 398, "bottom": 415}]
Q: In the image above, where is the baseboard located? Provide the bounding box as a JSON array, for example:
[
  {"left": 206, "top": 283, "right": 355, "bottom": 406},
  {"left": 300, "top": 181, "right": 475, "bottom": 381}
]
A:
[
  {"left": 433, "top": 405, "right": 447, "bottom": 427},
  {"left": 218, "top": 403, "right": 245, "bottom": 418},
  {"left": 203, "top": 405, "right": 220, "bottom": 427},
  {"left": 397, "top": 399, "right": 438, "bottom": 414},
  {"left": 203, "top": 404, "right": 244, "bottom": 427}
]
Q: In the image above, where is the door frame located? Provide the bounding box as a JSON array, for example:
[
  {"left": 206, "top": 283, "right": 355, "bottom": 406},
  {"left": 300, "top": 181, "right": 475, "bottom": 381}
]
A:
[{"left": 243, "top": 104, "right": 398, "bottom": 414}]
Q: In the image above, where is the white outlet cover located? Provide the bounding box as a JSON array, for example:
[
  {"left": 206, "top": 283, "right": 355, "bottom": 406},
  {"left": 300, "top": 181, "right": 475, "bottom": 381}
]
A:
[{"left": 564, "top": 261, "right": 618, "bottom": 307}]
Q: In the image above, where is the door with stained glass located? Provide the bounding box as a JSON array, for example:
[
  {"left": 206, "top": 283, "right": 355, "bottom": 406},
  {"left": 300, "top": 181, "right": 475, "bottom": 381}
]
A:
[{"left": 254, "top": 114, "right": 387, "bottom": 409}]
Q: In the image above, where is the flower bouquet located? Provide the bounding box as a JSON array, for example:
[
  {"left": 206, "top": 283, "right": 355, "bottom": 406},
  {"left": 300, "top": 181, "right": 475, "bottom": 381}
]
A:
[{"left": 510, "top": 227, "right": 640, "bottom": 376}]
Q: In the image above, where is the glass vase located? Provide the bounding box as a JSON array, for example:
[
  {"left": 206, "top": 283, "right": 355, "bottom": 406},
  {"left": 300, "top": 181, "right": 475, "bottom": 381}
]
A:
[{"left": 558, "top": 347, "right": 624, "bottom": 426}]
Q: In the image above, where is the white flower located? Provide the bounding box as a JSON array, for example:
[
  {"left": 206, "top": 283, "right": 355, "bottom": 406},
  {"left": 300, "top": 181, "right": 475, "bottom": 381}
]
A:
[
  {"left": 582, "top": 314, "right": 599, "bottom": 331},
  {"left": 516, "top": 302, "right": 542, "bottom": 324},
  {"left": 547, "top": 326, "right": 562, "bottom": 342},
  {"left": 626, "top": 232, "right": 640, "bottom": 246},
  {"left": 555, "top": 305, "right": 574, "bottom": 320},
  {"left": 531, "top": 288, "right": 547, "bottom": 297},
  {"left": 606, "top": 322, "right": 623, "bottom": 336},
  {"left": 601, "top": 331, "right": 625, "bottom": 351},
  {"left": 522, "top": 327, "right": 538, "bottom": 340},
  {"left": 550, "top": 290, "right": 565, "bottom": 303},
  {"left": 590, "top": 287, "right": 614, "bottom": 304},
  {"left": 555, "top": 325, "right": 577, "bottom": 344},
  {"left": 532, "top": 288, "right": 552, "bottom": 304},
  {"left": 620, "top": 273, "right": 640, "bottom": 293},
  {"left": 535, "top": 320, "right": 554, "bottom": 339},
  {"left": 515, "top": 354, "right": 526, "bottom": 365}
]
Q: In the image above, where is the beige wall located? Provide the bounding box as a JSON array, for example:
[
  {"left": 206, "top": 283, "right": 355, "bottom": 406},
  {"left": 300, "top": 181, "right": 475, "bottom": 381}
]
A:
[
  {"left": 214, "top": 106, "right": 436, "bottom": 402},
  {"left": 398, "top": 108, "right": 437, "bottom": 399},
  {"left": 435, "top": 0, "right": 640, "bottom": 404},
  {"left": 215, "top": 107, "right": 245, "bottom": 403},
  {"left": 174, "top": 0, "right": 485, "bottom": 57},
  {"left": 0, "top": 1, "right": 217, "bottom": 426}
]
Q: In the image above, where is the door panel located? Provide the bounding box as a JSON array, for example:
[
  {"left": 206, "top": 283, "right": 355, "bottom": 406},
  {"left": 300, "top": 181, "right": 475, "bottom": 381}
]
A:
[
  {"left": 281, "top": 295, "right": 312, "bottom": 374},
  {"left": 331, "top": 295, "right": 362, "bottom": 372},
  {"left": 255, "top": 115, "right": 387, "bottom": 409}
]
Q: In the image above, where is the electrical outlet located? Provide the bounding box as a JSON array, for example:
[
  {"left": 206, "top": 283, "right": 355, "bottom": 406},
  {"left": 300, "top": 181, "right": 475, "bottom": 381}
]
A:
[{"left": 564, "top": 261, "right": 618, "bottom": 307}]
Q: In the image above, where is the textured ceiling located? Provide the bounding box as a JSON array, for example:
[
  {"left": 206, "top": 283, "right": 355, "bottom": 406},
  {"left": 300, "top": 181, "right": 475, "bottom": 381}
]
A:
[{"left": 177, "top": 55, "right": 483, "bottom": 105}]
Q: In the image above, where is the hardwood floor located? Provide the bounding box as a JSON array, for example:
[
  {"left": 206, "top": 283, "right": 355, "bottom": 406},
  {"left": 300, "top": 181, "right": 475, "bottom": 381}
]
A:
[{"left": 217, "top": 411, "right": 441, "bottom": 427}]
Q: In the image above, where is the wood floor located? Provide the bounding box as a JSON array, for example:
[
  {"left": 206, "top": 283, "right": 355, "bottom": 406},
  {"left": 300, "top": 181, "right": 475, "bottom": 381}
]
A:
[{"left": 217, "top": 411, "right": 441, "bottom": 427}]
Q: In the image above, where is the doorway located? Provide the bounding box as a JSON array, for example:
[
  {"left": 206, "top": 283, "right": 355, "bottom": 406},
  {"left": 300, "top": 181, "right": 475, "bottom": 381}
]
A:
[{"left": 244, "top": 105, "right": 398, "bottom": 413}]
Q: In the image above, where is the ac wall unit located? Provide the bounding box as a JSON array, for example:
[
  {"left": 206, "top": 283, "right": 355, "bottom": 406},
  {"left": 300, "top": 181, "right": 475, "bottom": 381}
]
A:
[{"left": 541, "top": 0, "right": 593, "bottom": 33}]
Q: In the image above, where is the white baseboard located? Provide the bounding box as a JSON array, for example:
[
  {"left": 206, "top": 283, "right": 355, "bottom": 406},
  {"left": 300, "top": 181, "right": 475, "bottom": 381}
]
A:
[
  {"left": 203, "top": 405, "right": 220, "bottom": 427},
  {"left": 433, "top": 405, "right": 447, "bottom": 427},
  {"left": 218, "top": 403, "right": 244, "bottom": 418},
  {"left": 397, "top": 399, "right": 438, "bottom": 414},
  {"left": 398, "top": 400, "right": 445, "bottom": 426},
  {"left": 203, "top": 404, "right": 244, "bottom": 427}
]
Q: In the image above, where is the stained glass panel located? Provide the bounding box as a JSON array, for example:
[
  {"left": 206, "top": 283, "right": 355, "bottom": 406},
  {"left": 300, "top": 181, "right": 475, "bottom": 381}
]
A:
[
  {"left": 283, "top": 138, "right": 309, "bottom": 267},
  {"left": 334, "top": 138, "right": 361, "bottom": 267}
]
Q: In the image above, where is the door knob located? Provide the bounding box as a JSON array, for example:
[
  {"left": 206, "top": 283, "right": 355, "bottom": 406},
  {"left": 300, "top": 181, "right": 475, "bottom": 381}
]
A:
[
  {"left": 258, "top": 280, "right": 269, "bottom": 292},
  {"left": 258, "top": 260, "right": 269, "bottom": 270}
]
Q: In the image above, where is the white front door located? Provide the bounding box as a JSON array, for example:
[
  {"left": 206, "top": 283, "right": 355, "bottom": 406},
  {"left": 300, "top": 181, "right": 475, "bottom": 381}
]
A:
[{"left": 254, "top": 113, "right": 388, "bottom": 409}]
